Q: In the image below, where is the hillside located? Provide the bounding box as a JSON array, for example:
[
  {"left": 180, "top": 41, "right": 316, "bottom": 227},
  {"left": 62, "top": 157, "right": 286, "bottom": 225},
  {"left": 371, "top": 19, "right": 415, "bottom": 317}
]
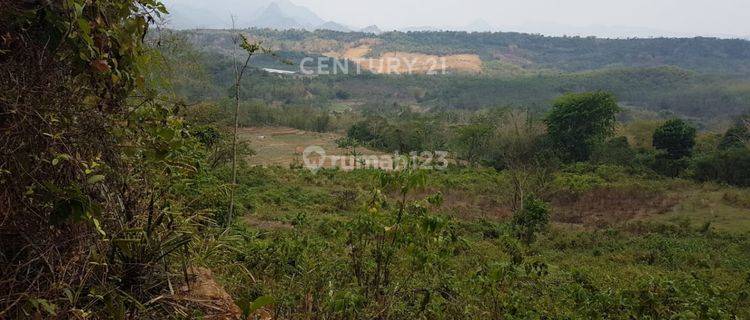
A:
[
  {"left": 5, "top": 1, "right": 750, "bottom": 318},
  {"left": 174, "top": 28, "right": 750, "bottom": 75}
]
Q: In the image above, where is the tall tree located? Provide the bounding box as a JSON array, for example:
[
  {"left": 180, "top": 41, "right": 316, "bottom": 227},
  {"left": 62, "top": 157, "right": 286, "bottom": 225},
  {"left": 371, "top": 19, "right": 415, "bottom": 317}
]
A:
[
  {"left": 719, "top": 116, "right": 750, "bottom": 150},
  {"left": 545, "top": 92, "right": 620, "bottom": 162},
  {"left": 228, "top": 20, "right": 263, "bottom": 226},
  {"left": 453, "top": 123, "right": 493, "bottom": 166},
  {"left": 493, "top": 110, "right": 553, "bottom": 212},
  {"left": 652, "top": 119, "right": 697, "bottom": 159}
]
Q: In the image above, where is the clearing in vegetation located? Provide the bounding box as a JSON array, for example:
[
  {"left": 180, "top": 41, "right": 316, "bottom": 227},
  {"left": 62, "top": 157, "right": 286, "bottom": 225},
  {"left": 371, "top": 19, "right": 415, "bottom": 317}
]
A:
[{"left": 325, "top": 42, "right": 483, "bottom": 74}]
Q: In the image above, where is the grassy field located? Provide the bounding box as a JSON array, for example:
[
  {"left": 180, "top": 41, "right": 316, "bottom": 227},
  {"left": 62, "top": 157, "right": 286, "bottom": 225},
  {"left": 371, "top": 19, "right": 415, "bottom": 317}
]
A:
[
  {"left": 207, "top": 164, "right": 750, "bottom": 318},
  {"left": 240, "top": 128, "right": 750, "bottom": 234},
  {"left": 649, "top": 186, "right": 750, "bottom": 233},
  {"left": 198, "top": 127, "right": 750, "bottom": 318},
  {"left": 241, "top": 127, "right": 384, "bottom": 168}
]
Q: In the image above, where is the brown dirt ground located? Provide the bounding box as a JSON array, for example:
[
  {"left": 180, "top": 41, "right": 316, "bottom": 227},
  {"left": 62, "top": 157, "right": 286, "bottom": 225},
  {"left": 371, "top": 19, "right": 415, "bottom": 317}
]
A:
[
  {"left": 240, "top": 127, "right": 384, "bottom": 169},
  {"left": 325, "top": 42, "right": 483, "bottom": 75},
  {"left": 414, "top": 186, "right": 680, "bottom": 228},
  {"left": 176, "top": 267, "right": 242, "bottom": 319},
  {"left": 551, "top": 187, "right": 680, "bottom": 228}
]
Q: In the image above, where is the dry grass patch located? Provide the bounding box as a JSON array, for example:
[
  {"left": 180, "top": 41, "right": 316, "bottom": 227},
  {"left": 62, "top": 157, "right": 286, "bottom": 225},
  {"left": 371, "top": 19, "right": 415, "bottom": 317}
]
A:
[
  {"left": 240, "top": 127, "right": 383, "bottom": 168},
  {"left": 552, "top": 187, "right": 680, "bottom": 228}
]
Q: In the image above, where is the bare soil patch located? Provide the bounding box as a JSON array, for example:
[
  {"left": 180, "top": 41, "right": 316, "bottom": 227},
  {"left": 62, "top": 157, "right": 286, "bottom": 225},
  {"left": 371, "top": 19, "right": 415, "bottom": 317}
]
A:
[
  {"left": 325, "top": 42, "right": 483, "bottom": 75},
  {"left": 552, "top": 187, "right": 679, "bottom": 228},
  {"left": 240, "top": 127, "right": 383, "bottom": 168},
  {"left": 176, "top": 267, "right": 242, "bottom": 319}
]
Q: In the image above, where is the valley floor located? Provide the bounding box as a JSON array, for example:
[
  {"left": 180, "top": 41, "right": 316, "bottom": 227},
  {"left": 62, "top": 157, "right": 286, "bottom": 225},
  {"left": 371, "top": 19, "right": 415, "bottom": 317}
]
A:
[{"left": 196, "top": 129, "right": 750, "bottom": 318}]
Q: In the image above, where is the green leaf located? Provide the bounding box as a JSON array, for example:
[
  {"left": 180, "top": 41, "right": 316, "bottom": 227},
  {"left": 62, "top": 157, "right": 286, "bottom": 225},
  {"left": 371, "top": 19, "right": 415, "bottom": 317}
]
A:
[
  {"left": 237, "top": 295, "right": 274, "bottom": 318},
  {"left": 30, "top": 298, "right": 57, "bottom": 316},
  {"left": 77, "top": 18, "right": 91, "bottom": 35},
  {"left": 73, "top": 2, "right": 84, "bottom": 17},
  {"left": 92, "top": 218, "right": 106, "bottom": 236},
  {"left": 248, "top": 295, "right": 274, "bottom": 313},
  {"left": 52, "top": 154, "right": 71, "bottom": 166},
  {"left": 87, "top": 175, "right": 105, "bottom": 184}
]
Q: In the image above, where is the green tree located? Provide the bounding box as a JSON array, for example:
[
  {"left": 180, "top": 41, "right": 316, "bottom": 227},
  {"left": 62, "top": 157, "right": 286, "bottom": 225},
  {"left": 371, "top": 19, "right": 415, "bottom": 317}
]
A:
[
  {"left": 492, "top": 110, "right": 554, "bottom": 212},
  {"left": 545, "top": 92, "right": 621, "bottom": 162},
  {"left": 348, "top": 120, "right": 376, "bottom": 142},
  {"left": 512, "top": 195, "right": 551, "bottom": 245},
  {"left": 590, "top": 136, "right": 636, "bottom": 166},
  {"left": 719, "top": 118, "right": 750, "bottom": 150},
  {"left": 692, "top": 147, "right": 750, "bottom": 187},
  {"left": 453, "top": 123, "right": 493, "bottom": 166},
  {"left": 652, "top": 119, "right": 697, "bottom": 159}
]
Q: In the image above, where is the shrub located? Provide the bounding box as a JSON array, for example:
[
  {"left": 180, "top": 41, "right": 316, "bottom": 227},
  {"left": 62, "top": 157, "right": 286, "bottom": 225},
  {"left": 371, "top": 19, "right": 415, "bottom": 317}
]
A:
[
  {"left": 692, "top": 147, "right": 750, "bottom": 187},
  {"left": 512, "top": 195, "right": 551, "bottom": 244},
  {"left": 590, "top": 136, "right": 636, "bottom": 166},
  {"left": 718, "top": 121, "right": 749, "bottom": 150},
  {"left": 554, "top": 171, "right": 605, "bottom": 197}
]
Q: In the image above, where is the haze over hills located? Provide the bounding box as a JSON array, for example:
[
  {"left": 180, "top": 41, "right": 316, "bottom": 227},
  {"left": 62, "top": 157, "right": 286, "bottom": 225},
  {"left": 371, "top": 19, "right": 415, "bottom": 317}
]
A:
[
  {"left": 163, "top": 0, "right": 365, "bottom": 32},
  {"left": 162, "top": 0, "right": 749, "bottom": 39}
]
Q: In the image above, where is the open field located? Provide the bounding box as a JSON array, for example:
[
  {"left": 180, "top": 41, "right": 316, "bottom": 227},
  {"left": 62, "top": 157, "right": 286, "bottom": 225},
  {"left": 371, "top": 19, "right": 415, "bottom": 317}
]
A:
[
  {"left": 239, "top": 129, "right": 750, "bottom": 234},
  {"left": 241, "top": 127, "right": 384, "bottom": 168},
  {"left": 648, "top": 186, "right": 750, "bottom": 233},
  {"left": 213, "top": 165, "right": 750, "bottom": 318}
]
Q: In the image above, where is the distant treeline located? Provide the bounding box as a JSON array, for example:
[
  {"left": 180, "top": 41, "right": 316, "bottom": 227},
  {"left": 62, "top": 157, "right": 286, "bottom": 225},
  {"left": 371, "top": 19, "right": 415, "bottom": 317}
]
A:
[
  {"left": 165, "top": 42, "right": 750, "bottom": 121},
  {"left": 169, "top": 28, "right": 750, "bottom": 75}
]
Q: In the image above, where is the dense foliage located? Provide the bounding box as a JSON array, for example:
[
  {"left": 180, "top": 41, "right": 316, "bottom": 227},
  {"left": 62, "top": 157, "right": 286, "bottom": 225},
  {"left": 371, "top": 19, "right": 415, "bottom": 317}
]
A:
[
  {"left": 180, "top": 28, "right": 750, "bottom": 74},
  {"left": 160, "top": 42, "right": 750, "bottom": 121},
  {"left": 0, "top": 1, "right": 237, "bottom": 318},
  {"left": 653, "top": 119, "right": 697, "bottom": 160},
  {"left": 545, "top": 92, "right": 621, "bottom": 161}
]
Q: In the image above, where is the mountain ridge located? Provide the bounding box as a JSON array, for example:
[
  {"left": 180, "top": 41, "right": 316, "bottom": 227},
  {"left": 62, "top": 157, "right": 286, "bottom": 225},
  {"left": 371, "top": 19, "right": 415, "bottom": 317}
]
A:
[{"left": 161, "top": 0, "right": 750, "bottom": 39}]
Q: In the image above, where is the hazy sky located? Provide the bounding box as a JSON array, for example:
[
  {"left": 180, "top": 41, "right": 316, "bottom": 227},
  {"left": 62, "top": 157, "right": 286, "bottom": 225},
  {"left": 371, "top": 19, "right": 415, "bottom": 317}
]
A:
[{"left": 167, "top": 0, "right": 750, "bottom": 37}]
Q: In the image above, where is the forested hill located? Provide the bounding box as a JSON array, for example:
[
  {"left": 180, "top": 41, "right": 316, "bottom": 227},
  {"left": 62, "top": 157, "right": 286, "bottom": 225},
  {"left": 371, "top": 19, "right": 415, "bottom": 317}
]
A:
[
  {"left": 175, "top": 28, "right": 750, "bottom": 75},
  {"left": 375, "top": 32, "right": 750, "bottom": 74}
]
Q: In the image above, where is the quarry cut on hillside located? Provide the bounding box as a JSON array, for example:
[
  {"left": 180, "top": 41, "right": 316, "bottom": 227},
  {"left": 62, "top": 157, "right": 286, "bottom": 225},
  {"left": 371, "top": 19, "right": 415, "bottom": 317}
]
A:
[{"left": 325, "top": 40, "right": 483, "bottom": 74}]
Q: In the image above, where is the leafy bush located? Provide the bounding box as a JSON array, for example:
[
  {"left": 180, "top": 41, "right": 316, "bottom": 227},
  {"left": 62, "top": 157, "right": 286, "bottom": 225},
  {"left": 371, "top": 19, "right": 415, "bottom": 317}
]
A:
[
  {"left": 512, "top": 195, "right": 551, "bottom": 244},
  {"left": 554, "top": 171, "right": 605, "bottom": 197},
  {"left": 692, "top": 147, "right": 750, "bottom": 187},
  {"left": 590, "top": 136, "right": 636, "bottom": 166}
]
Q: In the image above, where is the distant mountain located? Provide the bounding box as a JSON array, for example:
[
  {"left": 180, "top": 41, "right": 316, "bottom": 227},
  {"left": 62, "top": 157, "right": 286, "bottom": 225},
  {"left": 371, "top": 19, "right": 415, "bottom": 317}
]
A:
[
  {"left": 360, "top": 25, "right": 383, "bottom": 35},
  {"left": 247, "top": 1, "right": 356, "bottom": 32},
  {"left": 315, "top": 21, "right": 351, "bottom": 32},
  {"left": 253, "top": 0, "right": 325, "bottom": 28},
  {"left": 250, "top": 2, "right": 306, "bottom": 29},
  {"left": 497, "top": 22, "right": 683, "bottom": 39},
  {"left": 163, "top": 0, "right": 337, "bottom": 30}
]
